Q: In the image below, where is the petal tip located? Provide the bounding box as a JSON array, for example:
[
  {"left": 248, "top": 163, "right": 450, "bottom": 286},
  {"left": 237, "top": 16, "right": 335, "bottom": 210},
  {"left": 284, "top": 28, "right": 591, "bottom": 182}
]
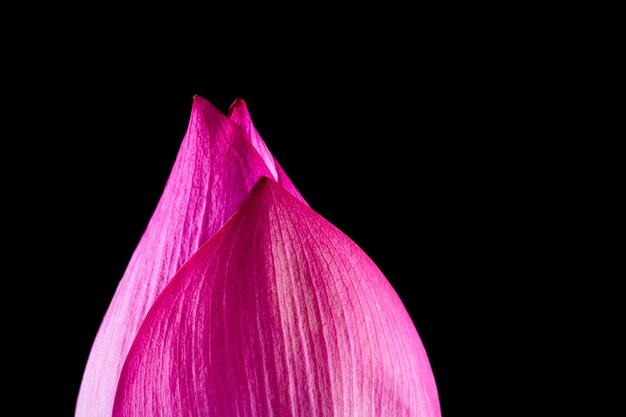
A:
[
  {"left": 191, "top": 94, "right": 213, "bottom": 112},
  {"left": 227, "top": 98, "right": 248, "bottom": 118},
  {"left": 252, "top": 175, "right": 276, "bottom": 195}
]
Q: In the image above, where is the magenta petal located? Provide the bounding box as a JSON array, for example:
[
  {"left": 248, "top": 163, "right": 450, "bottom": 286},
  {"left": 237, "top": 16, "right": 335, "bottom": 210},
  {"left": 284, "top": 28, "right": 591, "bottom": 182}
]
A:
[
  {"left": 228, "top": 99, "right": 305, "bottom": 202},
  {"left": 76, "top": 97, "right": 301, "bottom": 417},
  {"left": 113, "top": 178, "right": 440, "bottom": 417}
]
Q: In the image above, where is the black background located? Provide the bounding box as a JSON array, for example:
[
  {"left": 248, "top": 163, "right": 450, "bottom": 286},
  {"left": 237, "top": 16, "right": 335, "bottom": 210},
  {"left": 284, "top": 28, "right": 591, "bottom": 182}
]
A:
[{"left": 5, "top": 6, "right": 621, "bottom": 417}]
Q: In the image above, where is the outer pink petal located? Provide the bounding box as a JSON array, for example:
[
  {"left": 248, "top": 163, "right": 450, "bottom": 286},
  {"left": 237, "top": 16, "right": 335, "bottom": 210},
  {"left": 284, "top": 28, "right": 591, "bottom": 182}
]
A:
[
  {"left": 113, "top": 178, "right": 440, "bottom": 417},
  {"left": 76, "top": 97, "right": 302, "bottom": 417},
  {"left": 228, "top": 99, "right": 304, "bottom": 202}
]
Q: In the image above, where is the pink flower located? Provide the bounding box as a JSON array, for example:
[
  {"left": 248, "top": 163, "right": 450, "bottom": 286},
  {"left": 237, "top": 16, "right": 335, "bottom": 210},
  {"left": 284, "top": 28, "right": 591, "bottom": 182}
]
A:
[{"left": 77, "top": 97, "right": 440, "bottom": 417}]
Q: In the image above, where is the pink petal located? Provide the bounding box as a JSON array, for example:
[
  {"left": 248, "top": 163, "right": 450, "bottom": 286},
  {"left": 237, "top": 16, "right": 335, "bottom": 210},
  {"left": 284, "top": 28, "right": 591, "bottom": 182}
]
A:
[
  {"left": 228, "top": 99, "right": 304, "bottom": 202},
  {"left": 113, "top": 178, "right": 440, "bottom": 417},
  {"left": 76, "top": 97, "right": 302, "bottom": 417}
]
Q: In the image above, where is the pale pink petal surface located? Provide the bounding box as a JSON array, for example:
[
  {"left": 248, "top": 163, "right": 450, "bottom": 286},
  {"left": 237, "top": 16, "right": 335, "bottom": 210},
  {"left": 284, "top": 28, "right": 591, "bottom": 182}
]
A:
[
  {"left": 113, "top": 178, "right": 440, "bottom": 417},
  {"left": 76, "top": 97, "right": 303, "bottom": 417}
]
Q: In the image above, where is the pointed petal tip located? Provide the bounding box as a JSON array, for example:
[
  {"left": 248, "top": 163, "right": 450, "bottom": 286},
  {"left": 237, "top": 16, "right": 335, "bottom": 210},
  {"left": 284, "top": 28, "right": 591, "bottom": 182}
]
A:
[
  {"left": 192, "top": 94, "right": 205, "bottom": 105},
  {"left": 240, "top": 176, "right": 292, "bottom": 214},
  {"left": 250, "top": 175, "right": 277, "bottom": 197},
  {"left": 194, "top": 96, "right": 248, "bottom": 118},
  {"left": 257, "top": 174, "right": 273, "bottom": 186},
  {"left": 191, "top": 94, "right": 215, "bottom": 112},
  {"left": 227, "top": 98, "right": 248, "bottom": 118},
  {"left": 186, "top": 96, "right": 234, "bottom": 132}
]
